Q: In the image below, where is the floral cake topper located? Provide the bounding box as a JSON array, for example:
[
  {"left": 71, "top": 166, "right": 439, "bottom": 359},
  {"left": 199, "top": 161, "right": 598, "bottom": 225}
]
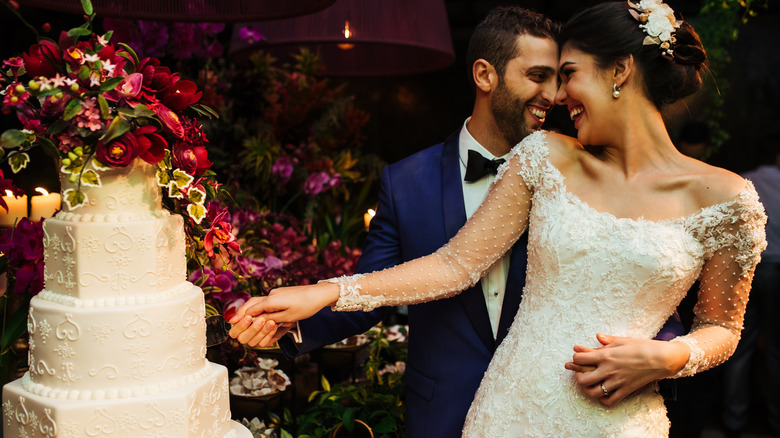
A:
[{"left": 0, "top": 0, "right": 217, "bottom": 224}]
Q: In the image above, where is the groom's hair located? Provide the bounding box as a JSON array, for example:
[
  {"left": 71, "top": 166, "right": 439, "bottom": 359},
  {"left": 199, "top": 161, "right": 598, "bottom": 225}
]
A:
[{"left": 466, "top": 7, "right": 559, "bottom": 80}]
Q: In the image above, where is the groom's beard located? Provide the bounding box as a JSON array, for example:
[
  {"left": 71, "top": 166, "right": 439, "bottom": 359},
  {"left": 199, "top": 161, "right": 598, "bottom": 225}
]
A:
[{"left": 491, "top": 78, "right": 534, "bottom": 147}]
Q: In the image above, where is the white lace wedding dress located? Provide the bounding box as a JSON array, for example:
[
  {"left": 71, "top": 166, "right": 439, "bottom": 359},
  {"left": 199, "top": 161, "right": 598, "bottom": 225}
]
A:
[{"left": 327, "top": 131, "right": 767, "bottom": 437}]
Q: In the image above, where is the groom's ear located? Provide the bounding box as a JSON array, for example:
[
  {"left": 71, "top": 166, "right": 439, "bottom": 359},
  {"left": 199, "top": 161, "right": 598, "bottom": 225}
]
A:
[
  {"left": 473, "top": 59, "right": 497, "bottom": 93},
  {"left": 612, "top": 54, "right": 634, "bottom": 89}
]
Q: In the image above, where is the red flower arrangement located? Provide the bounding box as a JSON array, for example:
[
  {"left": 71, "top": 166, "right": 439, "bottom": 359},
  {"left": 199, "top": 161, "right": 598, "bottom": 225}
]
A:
[{"left": 0, "top": 2, "right": 218, "bottom": 225}]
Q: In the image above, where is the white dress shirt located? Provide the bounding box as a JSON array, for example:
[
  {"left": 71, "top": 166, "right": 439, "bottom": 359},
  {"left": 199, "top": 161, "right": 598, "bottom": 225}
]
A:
[{"left": 458, "top": 118, "right": 512, "bottom": 339}]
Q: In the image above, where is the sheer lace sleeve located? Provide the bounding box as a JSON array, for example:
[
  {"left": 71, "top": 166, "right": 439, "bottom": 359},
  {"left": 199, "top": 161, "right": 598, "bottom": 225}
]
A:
[
  {"left": 671, "top": 183, "right": 767, "bottom": 377},
  {"left": 325, "top": 132, "right": 550, "bottom": 311}
]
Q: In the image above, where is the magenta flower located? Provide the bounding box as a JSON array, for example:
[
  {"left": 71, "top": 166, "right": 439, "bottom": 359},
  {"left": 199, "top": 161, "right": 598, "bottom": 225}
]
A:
[
  {"left": 0, "top": 218, "right": 44, "bottom": 295},
  {"left": 272, "top": 156, "right": 294, "bottom": 184},
  {"left": 239, "top": 26, "right": 263, "bottom": 44},
  {"left": 115, "top": 72, "right": 143, "bottom": 100},
  {"left": 304, "top": 171, "right": 341, "bottom": 195}
]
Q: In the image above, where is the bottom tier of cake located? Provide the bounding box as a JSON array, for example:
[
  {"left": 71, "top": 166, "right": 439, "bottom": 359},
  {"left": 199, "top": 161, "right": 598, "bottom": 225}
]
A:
[{"left": 2, "top": 362, "right": 252, "bottom": 438}]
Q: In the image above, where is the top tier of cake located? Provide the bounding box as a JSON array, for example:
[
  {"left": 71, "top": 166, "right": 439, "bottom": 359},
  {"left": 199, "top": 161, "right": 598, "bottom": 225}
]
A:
[{"left": 57, "top": 159, "right": 163, "bottom": 222}]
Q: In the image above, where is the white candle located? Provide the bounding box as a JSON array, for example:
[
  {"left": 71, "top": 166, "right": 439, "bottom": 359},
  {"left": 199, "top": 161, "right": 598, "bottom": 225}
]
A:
[
  {"left": 0, "top": 190, "right": 28, "bottom": 227},
  {"left": 364, "top": 208, "right": 376, "bottom": 230},
  {"left": 30, "top": 187, "right": 61, "bottom": 221}
]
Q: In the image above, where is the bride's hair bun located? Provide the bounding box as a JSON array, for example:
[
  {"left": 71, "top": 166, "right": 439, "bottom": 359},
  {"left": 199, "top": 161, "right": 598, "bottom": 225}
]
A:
[{"left": 560, "top": 2, "right": 708, "bottom": 108}]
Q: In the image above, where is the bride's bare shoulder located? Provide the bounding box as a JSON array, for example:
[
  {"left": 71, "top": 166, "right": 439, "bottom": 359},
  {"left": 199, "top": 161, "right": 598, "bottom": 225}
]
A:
[
  {"left": 543, "top": 131, "right": 585, "bottom": 169},
  {"left": 685, "top": 158, "right": 749, "bottom": 206}
]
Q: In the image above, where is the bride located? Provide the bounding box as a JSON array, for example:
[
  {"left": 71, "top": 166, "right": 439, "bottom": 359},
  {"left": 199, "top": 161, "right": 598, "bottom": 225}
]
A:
[{"left": 230, "top": 1, "right": 766, "bottom": 436}]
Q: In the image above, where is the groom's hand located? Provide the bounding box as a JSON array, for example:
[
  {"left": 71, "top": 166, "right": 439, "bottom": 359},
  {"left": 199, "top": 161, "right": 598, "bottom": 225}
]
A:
[{"left": 229, "top": 312, "right": 282, "bottom": 347}]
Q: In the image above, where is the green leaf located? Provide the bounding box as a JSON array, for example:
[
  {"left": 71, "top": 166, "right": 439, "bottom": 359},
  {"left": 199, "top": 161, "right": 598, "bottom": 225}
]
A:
[
  {"left": 102, "top": 30, "right": 113, "bottom": 42},
  {"left": 37, "top": 138, "right": 60, "bottom": 162},
  {"left": 0, "top": 296, "right": 32, "bottom": 350},
  {"left": 117, "top": 43, "right": 140, "bottom": 68},
  {"left": 1, "top": 129, "right": 28, "bottom": 149},
  {"left": 172, "top": 169, "right": 194, "bottom": 189},
  {"left": 80, "top": 0, "right": 93, "bottom": 15},
  {"left": 187, "top": 203, "right": 206, "bottom": 224},
  {"left": 115, "top": 107, "right": 137, "bottom": 117},
  {"left": 63, "top": 98, "right": 83, "bottom": 121},
  {"left": 46, "top": 119, "right": 70, "bottom": 136},
  {"left": 133, "top": 104, "right": 156, "bottom": 118},
  {"left": 98, "top": 94, "right": 110, "bottom": 119},
  {"left": 67, "top": 27, "right": 92, "bottom": 38},
  {"left": 280, "top": 431, "right": 293, "bottom": 438},
  {"left": 78, "top": 65, "right": 91, "bottom": 81},
  {"left": 321, "top": 375, "right": 331, "bottom": 392},
  {"left": 8, "top": 152, "right": 30, "bottom": 173},
  {"left": 62, "top": 188, "right": 87, "bottom": 210},
  {"left": 156, "top": 168, "right": 172, "bottom": 187},
  {"left": 342, "top": 408, "right": 355, "bottom": 430},
  {"left": 99, "top": 116, "right": 131, "bottom": 144},
  {"left": 99, "top": 76, "right": 123, "bottom": 92},
  {"left": 80, "top": 169, "right": 101, "bottom": 187},
  {"left": 187, "top": 187, "right": 206, "bottom": 204}
]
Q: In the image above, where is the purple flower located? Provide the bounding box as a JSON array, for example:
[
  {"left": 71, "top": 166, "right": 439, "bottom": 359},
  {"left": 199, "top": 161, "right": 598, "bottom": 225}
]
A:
[
  {"left": 189, "top": 266, "right": 236, "bottom": 294},
  {"left": 239, "top": 26, "right": 263, "bottom": 44},
  {"left": 304, "top": 171, "right": 341, "bottom": 195},
  {"left": 272, "top": 156, "right": 294, "bottom": 184}
]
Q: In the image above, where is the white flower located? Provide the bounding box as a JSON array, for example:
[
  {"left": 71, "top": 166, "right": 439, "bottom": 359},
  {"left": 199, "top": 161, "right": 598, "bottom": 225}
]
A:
[
  {"left": 638, "top": 0, "right": 663, "bottom": 9},
  {"left": 645, "top": 11, "right": 677, "bottom": 41}
]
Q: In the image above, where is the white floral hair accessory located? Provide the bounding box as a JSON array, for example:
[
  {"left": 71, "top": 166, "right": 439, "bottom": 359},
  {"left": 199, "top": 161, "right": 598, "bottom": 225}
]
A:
[{"left": 628, "top": 0, "right": 683, "bottom": 59}]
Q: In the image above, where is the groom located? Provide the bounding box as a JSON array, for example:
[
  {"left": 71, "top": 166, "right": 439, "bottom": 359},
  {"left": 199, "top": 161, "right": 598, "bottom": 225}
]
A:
[{"left": 233, "top": 7, "right": 560, "bottom": 436}]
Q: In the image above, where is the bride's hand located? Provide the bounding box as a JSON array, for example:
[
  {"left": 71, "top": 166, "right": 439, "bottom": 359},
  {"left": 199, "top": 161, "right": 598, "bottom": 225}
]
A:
[
  {"left": 564, "top": 333, "right": 689, "bottom": 406},
  {"left": 228, "top": 282, "right": 341, "bottom": 346}
]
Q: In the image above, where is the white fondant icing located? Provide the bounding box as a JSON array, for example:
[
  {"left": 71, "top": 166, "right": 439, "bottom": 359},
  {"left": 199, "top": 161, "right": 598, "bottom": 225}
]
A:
[{"left": 3, "top": 159, "right": 249, "bottom": 438}]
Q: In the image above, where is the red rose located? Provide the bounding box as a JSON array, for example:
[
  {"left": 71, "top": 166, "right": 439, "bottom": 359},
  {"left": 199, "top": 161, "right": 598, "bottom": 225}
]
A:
[
  {"left": 133, "top": 125, "right": 168, "bottom": 165},
  {"left": 191, "top": 146, "right": 212, "bottom": 176},
  {"left": 22, "top": 40, "right": 61, "bottom": 78},
  {"left": 138, "top": 58, "right": 176, "bottom": 96},
  {"left": 171, "top": 142, "right": 198, "bottom": 175},
  {"left": 96, "top": 133, "right": 139, "bottom": 167},
  {"left": 163, "top": 80, "right": 202, "bottom": 112},
  {"left": 152, "top": 103, "right": 184, "bottom": 138}
]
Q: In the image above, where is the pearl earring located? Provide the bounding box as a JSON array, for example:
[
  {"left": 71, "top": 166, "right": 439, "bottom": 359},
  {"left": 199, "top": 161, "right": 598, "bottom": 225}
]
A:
[{"left": 612, "top": 83, "right": 621, "bottom": 99}]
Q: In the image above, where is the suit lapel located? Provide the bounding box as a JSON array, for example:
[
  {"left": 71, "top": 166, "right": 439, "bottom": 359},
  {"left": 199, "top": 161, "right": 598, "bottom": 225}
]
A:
[{"left": 441, "top": 133, "right": 496, "bottom": 351}]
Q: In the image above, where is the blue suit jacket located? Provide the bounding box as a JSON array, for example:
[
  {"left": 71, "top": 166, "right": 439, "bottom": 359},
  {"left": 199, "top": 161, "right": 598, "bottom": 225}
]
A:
[{"left": 280, "top": 133, "right": 529, "bottom": 437}]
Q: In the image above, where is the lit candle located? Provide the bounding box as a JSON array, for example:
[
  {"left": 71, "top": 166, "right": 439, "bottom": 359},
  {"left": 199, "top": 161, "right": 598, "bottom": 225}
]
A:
[
  {"left": 0, "top": 190, "right": 28, "bottom": 227},
  {"left": 364, "top": 208, "right": 376, "bottom": 230},
  {"left": 338, "top": 20, "right": 355, "bottom": 50},
  {"left": 30, "top": 187, "right": 61, "bottom": 221}
]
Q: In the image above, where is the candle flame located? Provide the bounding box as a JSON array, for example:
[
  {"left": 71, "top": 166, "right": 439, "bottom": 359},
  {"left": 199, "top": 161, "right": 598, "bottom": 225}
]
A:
[
  {"left": 4, "top": 190, "right": 11, "bottom": 196},
  {"left": 338, "top": 20, "right": 355, "bottom": 50},
  {"left": 368, "top": 209, "right": 376, "bottom": 217},
  {"left": 35, "top": 187, "right": 49, "bottom": 196},
  {"left": 343, "top": 21, "right": 351, "bottom": 39}
]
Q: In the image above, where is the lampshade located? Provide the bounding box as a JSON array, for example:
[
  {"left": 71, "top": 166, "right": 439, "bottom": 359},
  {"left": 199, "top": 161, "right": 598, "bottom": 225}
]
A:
[
  {"left": 229, "top": 0, "right": 455, "bottom": 76},
  {"left": 16, "top": 0, "right": 336, "bottom": 22}
]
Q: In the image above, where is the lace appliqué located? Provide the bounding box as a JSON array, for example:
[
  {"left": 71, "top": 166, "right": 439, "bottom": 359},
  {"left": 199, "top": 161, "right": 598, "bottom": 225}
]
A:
[{"left": 323, "top": 274, "right": 383, "bottom": 312}]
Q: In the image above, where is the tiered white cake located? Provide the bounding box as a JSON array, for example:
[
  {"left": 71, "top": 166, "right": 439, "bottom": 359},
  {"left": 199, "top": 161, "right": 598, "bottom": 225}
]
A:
[{"left": 2, "top": 160, "right": 251, "bottom": 438}]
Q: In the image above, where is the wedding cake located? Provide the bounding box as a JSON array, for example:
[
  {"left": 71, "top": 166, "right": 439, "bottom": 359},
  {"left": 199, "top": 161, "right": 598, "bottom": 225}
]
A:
[{"left": 2, "top": 161, "right": 251, "bottom": 438}]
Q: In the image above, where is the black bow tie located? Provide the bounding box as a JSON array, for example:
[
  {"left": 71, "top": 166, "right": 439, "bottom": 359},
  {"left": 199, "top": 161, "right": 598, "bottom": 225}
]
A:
[{"left": 464, "top": 149, "right": 505, "bottom": 182}]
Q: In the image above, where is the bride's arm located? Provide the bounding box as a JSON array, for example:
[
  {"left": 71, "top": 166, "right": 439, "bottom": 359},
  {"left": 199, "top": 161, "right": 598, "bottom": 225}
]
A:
[
  {"left": 669, "top": 195, "right": 767, "bottom": 377},
  {"left": 229, "top": 137, "right": 547, "bottom": 329},
  {"left": 565, "top": 186, "right": 767, "bottom": 405}
]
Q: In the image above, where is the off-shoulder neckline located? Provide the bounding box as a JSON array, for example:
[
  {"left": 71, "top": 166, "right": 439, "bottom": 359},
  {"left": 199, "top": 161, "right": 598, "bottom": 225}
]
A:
[{"left": 518, "top": 131, "right": 756, "bottom": 226}]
